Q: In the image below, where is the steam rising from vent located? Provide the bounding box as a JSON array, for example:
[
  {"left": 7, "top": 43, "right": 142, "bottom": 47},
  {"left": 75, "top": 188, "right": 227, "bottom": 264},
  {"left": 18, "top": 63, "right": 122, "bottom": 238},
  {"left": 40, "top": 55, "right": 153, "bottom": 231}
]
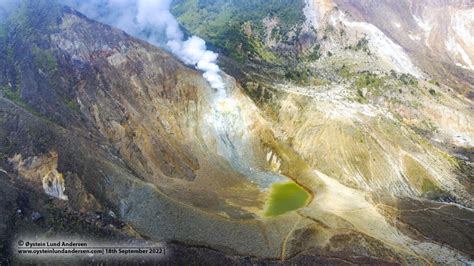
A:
[
  {"left": 66, "top": 0, "right": 225, "bottom": 90},
  {"left": 169, "top": 36, "right": 225, "bottom": 90}
]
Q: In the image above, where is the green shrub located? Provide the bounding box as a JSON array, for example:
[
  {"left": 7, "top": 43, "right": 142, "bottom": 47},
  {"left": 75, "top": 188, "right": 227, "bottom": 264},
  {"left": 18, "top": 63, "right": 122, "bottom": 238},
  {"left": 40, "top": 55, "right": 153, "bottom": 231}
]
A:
[
  {"left": 66, "top": 100, "right": 80, "bottom": 112},
  {"left": 354, "top": 72, "right": 384, "bottom": 90},
  {"left": 307, "top": 44, "right": 321, "bottom": 61},
  {"left": 32, "top": 46, "right": 58, "bottom": 74},
  {"left": 355, "top": 37, "right": 369, "bottom": 53},
  {"left": 339, "top": 65, "right": 355, "bottom": 79},
  {"left": 399, "top": 73, "right": 418, "bottom": 86},
  {"left": 429, "top": 80, "right": 440, "bottom": 87}
]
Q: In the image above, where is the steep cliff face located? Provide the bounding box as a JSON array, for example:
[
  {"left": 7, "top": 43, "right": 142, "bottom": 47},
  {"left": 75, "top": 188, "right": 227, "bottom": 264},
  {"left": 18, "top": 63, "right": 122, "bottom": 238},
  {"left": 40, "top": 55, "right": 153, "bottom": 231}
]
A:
[
  {"left": 332, "top": 0, "right": 474, "bottom": 94},
  {"left": 298, "top": 0, "right": 474, "bottom": 154},
  {"left": 0, "top": 1, "right": 473, "bottom": 264},
  {"left": 1, "top": 2, "right": 270, "bottom": 219}
]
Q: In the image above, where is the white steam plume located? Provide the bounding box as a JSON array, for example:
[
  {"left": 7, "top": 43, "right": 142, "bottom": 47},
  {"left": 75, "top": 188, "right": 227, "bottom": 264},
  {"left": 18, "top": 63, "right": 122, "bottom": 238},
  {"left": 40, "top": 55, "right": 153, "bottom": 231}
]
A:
[{"left": 66, "top": 0, "right": 225, "bottom": 90}]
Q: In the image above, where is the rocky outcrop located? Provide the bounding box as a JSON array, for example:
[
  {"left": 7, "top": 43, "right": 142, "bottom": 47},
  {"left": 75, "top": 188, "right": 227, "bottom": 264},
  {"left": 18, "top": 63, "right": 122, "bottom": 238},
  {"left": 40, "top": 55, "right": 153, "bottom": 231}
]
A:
[
  {"left": 0, "top": 1, "right": 472, "bottom": 264},
  {"left": 332, "top": 0, "right": 474, "bottom": 94},
  {"left": 9, "top": 152, "right": 68, "bottom": 200}
]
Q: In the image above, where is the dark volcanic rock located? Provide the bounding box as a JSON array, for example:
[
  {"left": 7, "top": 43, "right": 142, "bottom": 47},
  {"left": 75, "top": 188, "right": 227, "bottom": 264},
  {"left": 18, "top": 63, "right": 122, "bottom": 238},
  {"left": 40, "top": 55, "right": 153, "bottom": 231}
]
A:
[
  {"left": 396, "top": 199, "right": 474, "bottom": 256},
  {"left": 0, "top": 172, "right": 18, "bottom": 261}
]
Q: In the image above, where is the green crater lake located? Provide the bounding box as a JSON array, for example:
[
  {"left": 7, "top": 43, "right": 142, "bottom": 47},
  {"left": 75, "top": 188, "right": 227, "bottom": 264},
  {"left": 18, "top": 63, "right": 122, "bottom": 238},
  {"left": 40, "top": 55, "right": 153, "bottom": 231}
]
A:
[{"left": 264, "top": 181, "right": 311, "bottom": 216}]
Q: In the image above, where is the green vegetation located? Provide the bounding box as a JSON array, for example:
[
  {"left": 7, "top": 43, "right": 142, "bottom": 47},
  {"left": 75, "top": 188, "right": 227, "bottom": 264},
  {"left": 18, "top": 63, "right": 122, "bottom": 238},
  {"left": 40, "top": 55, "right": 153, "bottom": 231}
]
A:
[
  {"left": 341, "top": 68, "right": 425, "bottom": 104},
  {"left": 339, "top": 64, "right": 356, "bottom": 79},
  {"left": 397, "top": 73, "right": 418, "bottom": 86},
  {"left": 0, "top": 85, "right": 21, "bottom": 103},
  {"left": 403, "top": 156, "right": 445, "bottom": 198},
  {"left": 0, "top": 0, "right": 77, "bottom": 121},
  {"left": 428, "top": 88, "right": 436, "bottom": 96},
  {"left": 248, "top": 34, "right": 279, "bottom": 62},
  {"left": 438, "top": 151, "right": 460, "bottom": 169},
  {"left": 66, "top": 99, "right": 80, "bottom": 112},
  {"left": 264, "top": 181, "right": 310, "bottom": 216},
  {"left": 354, "top": 72, "right": 385, "bottom": 90},
  {"left": 283, "top": 64, "right": 327, "bottom": 86},
  {"left": 32, "top": 46, "right": 58, "bottom": 74},
  {"left": 429, "top": 80, "right": 440, "bottom": 87},
  {"left": 324, "top": 25, "right": 334, "bottom": 34},
  {"left": 244, "top": 82, "right": 276, "bottom": 105},
  {"left": 345, "top": 37, "right": 370, "bottom": 54},
  {"left": 307, "top": 44, "right": 321, "bottom": 61},
  {"left": 284, "top": 66, "right": 310, "bottom": 83},
  {"left": 171, "top": 0, "right": 306, "bottom": 62},
  {"left": 7, "top": 0, "right": 61, "bottom": 42},
  {"left": 1, "top": 0, "right": 61, "bottom": 85},
  {"left": 420, "top": 178, "right": 447, "bottom": 200},
  {"left": 355, "top": 37, "right": 369, "bottom": 53},
  {"left": 0, "top": 22, "right": 7, "bottom": 43},
  {"left": 421, "top": 178, "right": 440, "bottom": 193},
  {"left": 0, "top": 85, "right": 49, "bottom": 121},
  {"left": 352, "top": 71, "right": 387, "bottom": 102}
]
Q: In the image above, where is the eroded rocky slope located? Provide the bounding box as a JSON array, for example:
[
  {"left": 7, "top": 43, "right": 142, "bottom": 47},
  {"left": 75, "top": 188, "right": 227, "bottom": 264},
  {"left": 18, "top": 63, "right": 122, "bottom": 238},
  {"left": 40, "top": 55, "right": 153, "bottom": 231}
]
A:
[{"left": 0, "top": 1, "right": 473, "bottom": 264}]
